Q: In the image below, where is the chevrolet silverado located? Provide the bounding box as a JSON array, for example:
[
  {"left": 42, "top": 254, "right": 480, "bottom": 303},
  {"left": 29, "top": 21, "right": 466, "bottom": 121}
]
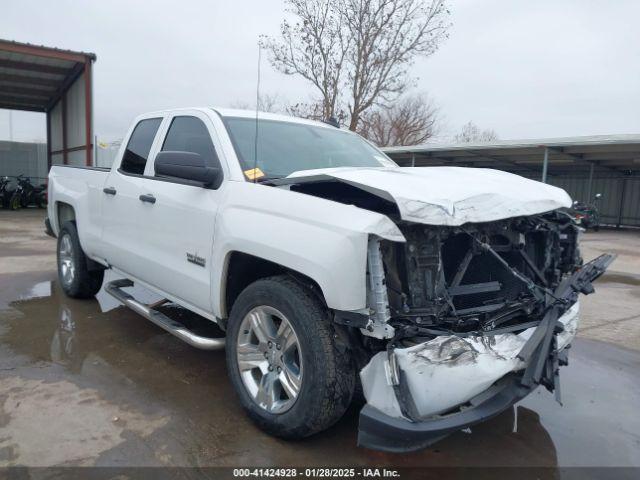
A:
[{"left": 46, "top": 108, "right": 613, "bottom": 452}]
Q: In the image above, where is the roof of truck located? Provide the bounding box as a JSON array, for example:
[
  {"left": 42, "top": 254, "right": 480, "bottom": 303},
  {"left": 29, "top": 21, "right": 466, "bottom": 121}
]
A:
[{"left": 212, "top": 107, "right": 338, "bottom": 130}]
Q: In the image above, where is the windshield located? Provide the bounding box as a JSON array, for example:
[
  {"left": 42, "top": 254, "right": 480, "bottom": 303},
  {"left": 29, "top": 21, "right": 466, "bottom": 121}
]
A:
[{"left": 222, "top": 116, "right": 397, "bottom": 179}]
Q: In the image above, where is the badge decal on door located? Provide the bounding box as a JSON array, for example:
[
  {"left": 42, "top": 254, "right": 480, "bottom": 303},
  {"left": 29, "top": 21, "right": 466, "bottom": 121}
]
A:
[{"left": 186, "top": 252, "right": 206, "bottom": 267}]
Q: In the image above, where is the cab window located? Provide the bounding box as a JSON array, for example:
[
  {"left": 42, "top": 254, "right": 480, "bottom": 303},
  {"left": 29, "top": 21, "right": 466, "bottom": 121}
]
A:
[
  {"left": 120, "top": 118, "right": 162, "bottom": 175},
  {"left": 161, "top": 116, "right": 220, "bottom": 167}
]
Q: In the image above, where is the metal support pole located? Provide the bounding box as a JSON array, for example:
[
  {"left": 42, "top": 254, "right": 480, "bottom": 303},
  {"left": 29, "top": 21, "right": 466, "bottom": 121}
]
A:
[
  {"left": 61, "top": 92, "right": 68, "bottom": 165},
  {"left": 617, "top": 177, "right": 627, "bottom": 229},
  {"left": 541, "top": 147, "right": 549, "bottom": 183},
  {"left": 586, "top": 162, "right": 595, "bottom": 201},
  {"left": 84, "top": 59, "right": 93, "bottom": 166},
  {"left": 46, "top": 110, "right": 51, "bottom": 170},
  {"left": 411, "top": 153, "right": 415, "bottom": 167}
]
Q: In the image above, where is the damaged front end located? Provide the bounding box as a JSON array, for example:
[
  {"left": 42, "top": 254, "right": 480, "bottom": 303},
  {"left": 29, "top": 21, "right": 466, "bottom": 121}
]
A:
[{"left": 355, "top": 212, "right": 615, "bottom": 452}]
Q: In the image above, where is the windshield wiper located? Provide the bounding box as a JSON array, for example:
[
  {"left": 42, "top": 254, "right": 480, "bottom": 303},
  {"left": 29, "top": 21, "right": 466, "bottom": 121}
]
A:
[{"left": 254, "top": 175, "right": 284, "bottom": 184}]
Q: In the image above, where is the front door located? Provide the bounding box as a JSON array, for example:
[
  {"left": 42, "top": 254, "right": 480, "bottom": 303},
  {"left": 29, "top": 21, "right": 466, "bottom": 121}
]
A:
[{"left": 134, "top": 112, "right": 226, "bottom": 314}]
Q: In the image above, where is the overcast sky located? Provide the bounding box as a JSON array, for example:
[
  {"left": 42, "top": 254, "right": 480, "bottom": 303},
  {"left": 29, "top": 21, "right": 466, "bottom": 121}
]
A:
[{"left": 1, "top": 0, "right": 639, "bottom": 143}]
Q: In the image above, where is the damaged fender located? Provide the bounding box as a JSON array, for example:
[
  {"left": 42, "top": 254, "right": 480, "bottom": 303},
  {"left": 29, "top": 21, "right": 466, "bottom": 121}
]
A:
[{"left": 212, "top": 181, "right": 405, "bottom": 317}]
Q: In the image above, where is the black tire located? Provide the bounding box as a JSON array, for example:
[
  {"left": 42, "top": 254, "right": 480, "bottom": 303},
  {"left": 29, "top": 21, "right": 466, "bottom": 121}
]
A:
[
  {"left": 10, "top": 193, "right": 20, "bottom": 210},
  {"left": 226, "top": 275, "right": 355, "bottom": 439},
  {"left": 57, "top": 221, "right": 104, "bottom": 298},
  {"left": 37, "top": 193, "right": 47, "bottom": 208}
]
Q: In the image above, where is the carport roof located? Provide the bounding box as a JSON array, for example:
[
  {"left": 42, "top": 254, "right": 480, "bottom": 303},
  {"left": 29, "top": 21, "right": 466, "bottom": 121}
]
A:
[
  {"left": 0, "top": 39, "right": 96, "bottom": 113},
  {"left": 383, "top": 134, "right": 640, "bottom": 177}
]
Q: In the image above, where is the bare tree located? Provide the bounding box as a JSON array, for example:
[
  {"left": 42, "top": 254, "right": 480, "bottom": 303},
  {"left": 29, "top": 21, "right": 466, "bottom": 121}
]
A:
[
  {"left": 263, "top": 0, "right": 450, "bottom": 131},
  {"left": 258, "top": 93, "right": 283, "bottom": 113},
  {"left": 261, "top": 0, "right": 349, "bottom": 120},
  {"left": 285, "top": 101, "right": 325, "bottom": 121},
  {"left": 228, "top": 100, "right": 252, "bottom": 110},
  {"left": 453, "top": 121, "right": 498, "bottom": 143},
  {"left": 285, "top": 98, "right": 349, "bottom": 125},
  {"left": 342, "top": 0, "right": 449, "bottom": 130},
  {"left": 228, "top": 92, "right": 284, "bottom": 113},
  {"left": 358, "top": 94, "right": 438, "bottom": 146}
]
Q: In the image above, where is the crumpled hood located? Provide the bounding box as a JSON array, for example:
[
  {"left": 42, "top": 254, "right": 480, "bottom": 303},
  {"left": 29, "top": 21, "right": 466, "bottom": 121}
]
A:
[{"left": 287, "top": 166, "right": 572, "bottom": 226}]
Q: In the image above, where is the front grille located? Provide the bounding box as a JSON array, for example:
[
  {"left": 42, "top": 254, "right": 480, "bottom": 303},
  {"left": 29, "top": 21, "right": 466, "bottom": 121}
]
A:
[{"left": 450, "top": 251, "right": 527, "bottom": 310}]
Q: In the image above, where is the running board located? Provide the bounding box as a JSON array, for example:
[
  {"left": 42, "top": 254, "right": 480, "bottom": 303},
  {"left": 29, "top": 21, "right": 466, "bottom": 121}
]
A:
[{"left": 104, "top": 279, "right": 225, "bottom": 350}]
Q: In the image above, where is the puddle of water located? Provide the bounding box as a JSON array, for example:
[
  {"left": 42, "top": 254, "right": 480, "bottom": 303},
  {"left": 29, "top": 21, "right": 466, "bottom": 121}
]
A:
[
  {"left": 596, "top": 273, "right": 640, "bottom": 287},
  {"left": 18, "top": 280, "right": 51, "bottom": 301},
  {"left": 0, "top": 272, "right": 639, "bottom": 467}
]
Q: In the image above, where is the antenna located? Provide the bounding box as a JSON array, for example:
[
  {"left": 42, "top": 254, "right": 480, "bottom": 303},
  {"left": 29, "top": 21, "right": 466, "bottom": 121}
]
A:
[{"left": 253, "top": 44, "right": 262, "bottom": 183}]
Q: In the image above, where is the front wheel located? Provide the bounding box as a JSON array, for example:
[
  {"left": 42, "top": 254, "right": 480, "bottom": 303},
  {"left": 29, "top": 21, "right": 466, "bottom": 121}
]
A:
[
  {"left": 226, "top": 275, "right": 355, "bottom": 439},
  {"left": 57, "top": 221, "right": 104, "bottom": 298}
]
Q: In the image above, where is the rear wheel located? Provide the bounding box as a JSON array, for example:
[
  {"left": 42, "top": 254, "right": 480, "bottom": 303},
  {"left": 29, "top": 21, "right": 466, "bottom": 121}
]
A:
[
  {"left": 226, "top": 275, "right": 355, "bottom": 439},
  {"left": 37, "top": 192, "right": 47, "bottom": 208},
  {"left": 10, "top": 193, "right": 20, "bottom": 210},
  {"left": 57, "top": 221, "right": 104, "bottom": 298}
]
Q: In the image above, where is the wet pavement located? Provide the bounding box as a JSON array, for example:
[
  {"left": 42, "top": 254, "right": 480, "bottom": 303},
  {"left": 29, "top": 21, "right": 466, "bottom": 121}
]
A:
[
  {"left": 1, "top": 211, "right": 640, "bottom": 470},
  {"left": 0, "top": 269, "right": 638, "bottom": 469}
]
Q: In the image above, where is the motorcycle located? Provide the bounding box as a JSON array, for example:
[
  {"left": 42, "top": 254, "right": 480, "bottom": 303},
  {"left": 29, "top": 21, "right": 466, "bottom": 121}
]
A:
[
  {"left": 571, "top": 193, "right": 602, "bottom": 231},
  {"left": 0, "top": 176, "right": 15, "bottom": 208},
  {"left": 14, "top": 175, "right": 48, "bottom": 209}
]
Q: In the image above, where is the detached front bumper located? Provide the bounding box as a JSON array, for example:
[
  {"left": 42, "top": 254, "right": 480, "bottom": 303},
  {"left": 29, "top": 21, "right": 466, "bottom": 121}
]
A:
[
  {"left": 357, "top": 253, "right": 615, "bottom": 453},
  {"left": 359, "top": 372, "right": 537, "bottom": 452}
]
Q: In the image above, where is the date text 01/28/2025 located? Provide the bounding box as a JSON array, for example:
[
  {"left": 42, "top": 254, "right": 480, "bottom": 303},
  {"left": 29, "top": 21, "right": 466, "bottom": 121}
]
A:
[{"left": 232, "top": 468, "right": 401, "bottom": 478}]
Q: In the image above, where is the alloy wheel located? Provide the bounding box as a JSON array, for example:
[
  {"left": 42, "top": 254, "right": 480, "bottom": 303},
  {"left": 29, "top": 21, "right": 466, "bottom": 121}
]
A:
[
  {"left": 58, "top": 234, "right": 76, "bottom": 287},
  {"left": 236, "top": 306, "right": 303, "bottom": 414}
]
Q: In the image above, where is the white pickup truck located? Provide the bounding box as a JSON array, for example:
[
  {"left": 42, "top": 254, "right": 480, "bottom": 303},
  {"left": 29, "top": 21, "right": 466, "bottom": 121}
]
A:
[{"left": 47, "top": 108, "right": 613, "bottom": 452}]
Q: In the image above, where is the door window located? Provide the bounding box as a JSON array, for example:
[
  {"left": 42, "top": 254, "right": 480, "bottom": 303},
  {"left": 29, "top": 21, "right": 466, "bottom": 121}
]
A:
[
  {"left": 161, "top": 116, "right": 220, "bottom": 167},
  {"left": 120, "top": 118, "right": 162, "bottom": 175}
]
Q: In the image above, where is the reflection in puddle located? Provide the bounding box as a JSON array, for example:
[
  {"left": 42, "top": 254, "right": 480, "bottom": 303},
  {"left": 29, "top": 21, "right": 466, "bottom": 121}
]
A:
[
  {"left": 95, "top": 271, "right": 165, "bottom": 313},
  {"left": 0, "top": 273, "right": 639, "bottom": 467},
  {"left": 17, "top": 280, "right": 51, "bottom": 301}
]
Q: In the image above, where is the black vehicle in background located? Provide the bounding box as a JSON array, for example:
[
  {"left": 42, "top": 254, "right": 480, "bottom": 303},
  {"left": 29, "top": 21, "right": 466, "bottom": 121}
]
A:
[
  {"left": 14, "top": 175, "right": 47, "bottom": 209},
  {"left": 570, "top": 193, "right": 602, "bottom": 230}
]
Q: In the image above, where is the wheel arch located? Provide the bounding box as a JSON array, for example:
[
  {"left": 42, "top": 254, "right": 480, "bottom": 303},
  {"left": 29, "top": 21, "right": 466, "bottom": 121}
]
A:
[
  {"left": 220, "top": 251, "right": 326, "bottom": 319},
  {"left": 55, "top": 201, "right": 77, "bottom": 232}
]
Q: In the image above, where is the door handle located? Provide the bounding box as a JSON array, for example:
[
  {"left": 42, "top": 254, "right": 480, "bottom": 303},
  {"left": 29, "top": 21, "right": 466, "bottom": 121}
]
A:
[
  {"left": 103, "top": 187, "right": 117, "bottom": 195},
  {"left": 139, "top": 194, "right": 156, "bottom": 204}
]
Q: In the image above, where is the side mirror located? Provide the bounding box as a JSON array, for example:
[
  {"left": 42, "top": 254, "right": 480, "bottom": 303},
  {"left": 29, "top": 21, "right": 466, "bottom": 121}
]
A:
[{"left": 155, "top": 151, "right": 222, "bottom": 188}]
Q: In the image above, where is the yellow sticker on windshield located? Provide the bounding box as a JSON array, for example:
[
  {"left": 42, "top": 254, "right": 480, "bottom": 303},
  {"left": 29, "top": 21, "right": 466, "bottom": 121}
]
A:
[{"left": 244, "top": 168, "right": 265, "bottom": 180}]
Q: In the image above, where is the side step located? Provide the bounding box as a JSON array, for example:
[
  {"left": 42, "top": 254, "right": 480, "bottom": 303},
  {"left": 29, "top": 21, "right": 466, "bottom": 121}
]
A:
[{"left": 105, "top": 279, "right": 226, "bottom": 350}]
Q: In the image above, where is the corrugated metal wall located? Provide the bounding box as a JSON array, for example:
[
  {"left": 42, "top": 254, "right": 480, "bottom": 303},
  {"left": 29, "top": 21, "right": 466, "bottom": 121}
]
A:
[
  {"left": 544, "top": 176, "right": 639, "bottom": 227},
  {"left": 66, "top": 72, "right": 88, "bottom": 166},
  {"left": 49, "top": 71, "right": 91, "bottom": 166},
  {"left": 0, "top": 140, "right": 48, "bottom": 186}
]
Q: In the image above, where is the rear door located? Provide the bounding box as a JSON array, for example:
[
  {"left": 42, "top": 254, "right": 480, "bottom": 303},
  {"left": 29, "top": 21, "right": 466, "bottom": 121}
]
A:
[
  {"left": 133, "top": 111, "right": 227, "bottom": 314},
  {"left": 100, "top": 116, "right": 164, "bottom": 277}
]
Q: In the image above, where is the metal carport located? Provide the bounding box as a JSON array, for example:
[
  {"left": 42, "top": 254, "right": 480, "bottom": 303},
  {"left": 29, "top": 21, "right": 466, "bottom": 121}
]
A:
[
  {"left": 0, "top": 39, "right": 96, "bottom": 168},
  {"left": 383, "top": 135, "right": 640, "bottom": 228}
]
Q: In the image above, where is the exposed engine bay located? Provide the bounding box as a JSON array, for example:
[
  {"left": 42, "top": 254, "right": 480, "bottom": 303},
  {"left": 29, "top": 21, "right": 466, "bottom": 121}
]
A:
[{"left": 382, "top": 211, "right": 581, "bottom": 338}]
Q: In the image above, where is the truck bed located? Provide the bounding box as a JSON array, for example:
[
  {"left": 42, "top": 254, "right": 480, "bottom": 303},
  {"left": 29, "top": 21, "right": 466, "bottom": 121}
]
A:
[{"left": 47, "top": 165, "right": 111, "bottom": 257}]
